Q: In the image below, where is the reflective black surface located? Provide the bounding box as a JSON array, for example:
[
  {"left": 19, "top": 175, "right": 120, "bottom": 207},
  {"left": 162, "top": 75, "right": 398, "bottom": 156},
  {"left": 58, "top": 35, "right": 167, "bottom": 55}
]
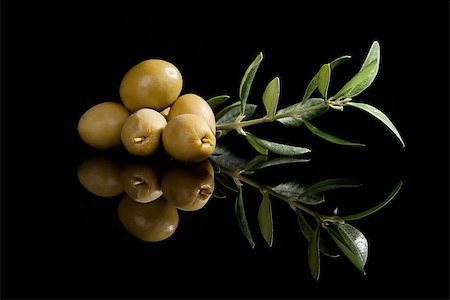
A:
[{"left": 2, "top": 1, "right": 448, "bottom": 299}]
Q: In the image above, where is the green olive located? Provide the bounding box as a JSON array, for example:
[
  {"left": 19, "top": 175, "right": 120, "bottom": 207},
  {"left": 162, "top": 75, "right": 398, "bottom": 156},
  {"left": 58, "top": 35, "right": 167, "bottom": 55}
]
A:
[
  {"left": 77, "top": 102, "right": 130, "bottom": 150},
  {"left": 162, "top": 114, "right": 216, "bottom": 163},
  {"left": 120, "top": 162, "right": 162, "bottom": 203},
  {"left": 161, "top": 163, "right": 215, "bottom": 211},
  {"left": 167, "top": 93, "right": 216, "bottom": 133},
  {"left": 77, "top": 156, "right": 124, "bottom": 197},
  {"left": 121, "top": 108, "right": 167, "bottom": 156},
  {"left": 117, "top": 194, "right": 179, "bottom": 242},
  {"left": 119, "top": 59, "right": 183, "bottom": 112}
]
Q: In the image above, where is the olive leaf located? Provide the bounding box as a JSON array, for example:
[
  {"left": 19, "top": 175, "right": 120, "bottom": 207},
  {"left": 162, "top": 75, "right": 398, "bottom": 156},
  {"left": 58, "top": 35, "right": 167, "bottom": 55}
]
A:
[
  {"left": 303, "top": 119, "right": 366, "bottom": 147},
  {"left": 215, "top": 101, "right": 241, "bottom": 120},
  {"left": 245, "top": 132, "right": 310, "bottom": 156},
  {"left": 346, "top": 102, "right": 405, "bottom": 148},
  {"left": 302, "top": 55, "right": 351, "bottom": 102},
  {"left": 215, "top": 171, "right": 239, "bottom": 192},
  {"left": 245, "top": 134, "right": 269, "bottom": 155},
  {"left": 271, "top": 181, "right": 325, "bottom": 205},
  {"left": 325, "top": 226, "right": 366, "bottom": 274},
  {"left": 243, "top": 155, "right": 268, "bottom": 173},
  {"left": 308, "top": 224, "right": 321, "bottom": 280},
  {"left": 240, "top": 52, "right": 263, "bottom": 115},
  {"left": 341, "top": 180, "right": 403, "bottom": 221},
  {"left": 337, "top": 223, "right": 368, "bottom": 267},
  {"left": 210, "top": 145, "right": 249, "bottom": 171},
  {"left": 276, "top": 98, "right": 327, "bottom": 127},
  {"left": 301, "top": 178, "right": 362, "bottom": 197},
  {"left": 262, "top": 77, "right": 280, "bottom": 119},
  {"left": 216, "top": 103, "right": 257, "bottom": 125},
  {"left": 212, "top": 185, "right": 227, "bottom": 199},
  {"left": 235, "top": 185, "right": 255, "bottom": 248},
  {"left": 346, "top": 41, "right": 380, "bottom": 98},
  {"left": 317, "top": 64, "right": 331, "bottom": 99},
  {"left": 207, "top": 95, "right": 231, "bottom": 109},
  {"left": 258, "top": 193, "right": 273, "bottom": 247},
  {"left": 332, "top": 59, "right": 378, "bottom": 100},
  {"left": 244, "top": 156, "right": 310, "bottom": 172}
]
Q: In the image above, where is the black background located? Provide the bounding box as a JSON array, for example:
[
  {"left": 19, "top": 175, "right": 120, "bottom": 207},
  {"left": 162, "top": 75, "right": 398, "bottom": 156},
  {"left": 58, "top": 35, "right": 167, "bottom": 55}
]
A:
[{"left": 1, "top": 1, "right": 449, "bottom": 299}]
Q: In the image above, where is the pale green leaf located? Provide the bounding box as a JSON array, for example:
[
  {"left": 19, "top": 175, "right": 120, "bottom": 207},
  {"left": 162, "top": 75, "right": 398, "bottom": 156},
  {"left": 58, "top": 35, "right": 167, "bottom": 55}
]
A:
[
  {"left": 303, "top": 119, "right": 365, "bottom": 147},
  {"left": 235, "top": 185, "right": 255, "bottom": 248},
  {"left": 262, "top": 77, "right": 280, "bottom": 119},
  {"left": 258, "top": 193, "right": 273, "bottom": 247},
  {"left": 245, "top": 134, "right": 269, "bottom": 155},
  {"left": 332, "top": 59, "right": 378, "bottom": 99},
  {"left": 317, "top": 64, "right": 331, "bottom": 99},
  {"left": 337, "top": 223, "right": 368, "bottom": 267},
  {"left": 308, "top": 225, "right": 321, "bottom": 280},
  {"left": 239, "top": 52, "right": 263, "bottom": 115},
  {"left": 341, "top": 180, "right": 403, "bottom": 221},
  {"left": 216, "top": 103, "right": 257, "bottom": 125},
  {"left": 246, "top": 132, "right": 310, "bottom": 156},
  {"left": 207, "top": 95, "right": 230, "bottom": 109},
  {"left": 276, "top": 98, "right": 327, "bottom": 127},
  {"left": 271, "top": 181, "right": 324, "bottom": 205},
  {"left": 347, "top": 102, "right": 405, "bottom": 147}
]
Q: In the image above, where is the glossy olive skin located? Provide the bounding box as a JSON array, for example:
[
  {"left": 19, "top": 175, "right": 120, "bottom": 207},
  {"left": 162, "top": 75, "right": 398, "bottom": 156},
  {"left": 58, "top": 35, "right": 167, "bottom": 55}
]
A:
[
  {"left": 119, "top": 59, "right": 183, "bottom": 112},
  {"left": 117, "top": 194, "right": 179, "bottom": 242},
  {"left": 162, "top": 114, "right": 216, "bottom": 163},
  {"left": 120, "top": 163, "right": 162, "bottom": 203},
  {"left": 78, "top": 102, "right": 130, "bottom": 150},
  {"left": 77, "top": 156, "right": 124, "bottom": 197},
  {"left": 121, "top": 108, "right": 167, "bottom": 156},
  {"left": 167, "top": 93, "right": 216, "bottom": 133},
  {"left": 161, "top": 163, "right": 215, "bottom": 211}
]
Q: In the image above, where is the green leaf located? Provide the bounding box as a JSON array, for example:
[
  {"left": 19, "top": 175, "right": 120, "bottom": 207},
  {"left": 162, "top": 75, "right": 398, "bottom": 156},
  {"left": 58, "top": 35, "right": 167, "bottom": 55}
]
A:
[
  {"left": 216, "top": 103, "right": 257, "bottom": 126},
  {"left": 245, "top": 132, "right": 311, "bottom": 156},
  {"left": 262, "top": 77, "right": 280, "bottom": 119},
  {"left": 295, "top": 210, "right": 339, "bottom": 258},
  {"left": 212, "top": 185, "right": 227, "bottom": 199},
  {"left": 303, "top": 55, "right": 351, "bottom": 101},
  {"left": 317, "top": 64, "right": 331, "bottom": 99},
  {"left": 302, "top": 178, "right": 362, "bottom": 197},
  {"left": 245, "top": 134, "right": 269, "bottom": 155},
  {"left": 215, "top": 171, "right": 239, "bottom": 192},
  {"left": 210, "top": 145, "right": 249, "bottom": 171},
  {"left": 303, "top": 119, "right": 365, "bottom": 147},
  {"left": 271, "top": 181, "right": 325, "bottom": 205},
  {"left": 207, "top": 95, "right": 230, "bottom": 109},
  {"left": 239, "top": 52, "right": 263, "bottom": 115},
  {"left": 332, "top": 59, "right": 378, "bottom": 100},
  {"left": 276, "top": 98, "right": 328, "bottom": 127},
  {"left": 337, "top": 223, "right": 368, "bottom": 267},
  {"left": 346, "top": 102, "right": 405, "bottom": 148},
  {"left": 326, "top": 226, "right": 366, "bottom": 274},
  {"left": 341, "top": 180, "right": 403, "bottom": 221},
  {"left": 245, "top": 156, "right": 310, "bottom": 172},
  {"left": 258, "top": 193, "right": 273, "bottom": 247},
  {"left": 308, "top": 224, "right": 321, "bottom": 280},
  {"left": 346, "top": 41, "right": 380, "bottom": 98},
  {"left": 243, "top": 155, "right": 268, "bottom": 172},
  {"left": 215, "top": 101, "right": 241, "bottom": 120},
  {"left": 235, "top": 185, "right": 255, "bottom": 248}
]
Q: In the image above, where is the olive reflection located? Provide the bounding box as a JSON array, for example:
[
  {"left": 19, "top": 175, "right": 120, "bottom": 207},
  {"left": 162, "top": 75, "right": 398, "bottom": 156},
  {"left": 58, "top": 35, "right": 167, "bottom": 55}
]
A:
[
  {"left": 78, "top": 155, "right": 215, "bottom": 242},
  {"left": 77, "top": 155, "right": 124, "bottom": 197},
  {"left": 118, "top": 194, "right": 179, "bottom": 242}
]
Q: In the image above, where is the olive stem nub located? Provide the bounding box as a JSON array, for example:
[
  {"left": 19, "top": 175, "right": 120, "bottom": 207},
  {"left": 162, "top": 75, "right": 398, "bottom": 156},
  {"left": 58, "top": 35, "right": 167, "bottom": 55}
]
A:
[
  {"left": 201, "top": 138, "right": 213, "bottom": 145},
  {"left": 199, "top": 188, "right": 212, "bottom": 196},
  {"left": 134, "top": 137, "right": 146, "bottom": 143}
]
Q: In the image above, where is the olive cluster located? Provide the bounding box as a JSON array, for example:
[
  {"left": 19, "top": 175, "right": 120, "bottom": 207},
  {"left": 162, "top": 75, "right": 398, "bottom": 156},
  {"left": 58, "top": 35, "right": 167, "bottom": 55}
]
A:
[
  {"left": 77, "top": 155, "right": 215, "bottom": 242},
  {"left": 77, "top": 59, "right": 216, "bottom": 163}
]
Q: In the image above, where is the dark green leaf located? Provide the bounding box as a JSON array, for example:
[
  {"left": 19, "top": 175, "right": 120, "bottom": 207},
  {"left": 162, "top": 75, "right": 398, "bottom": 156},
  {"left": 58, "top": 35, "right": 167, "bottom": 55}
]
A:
[
  {"left": 276, "top": 98, "right": 328, "bottom": 127},
  {"left": 341, "top": 180, "right": 403, "bottom": 221},
  {"left": 210, "top": 145, "right": 249, "bottom": 171},
  {"left": 347, "top": 41, "right": 380, "bottom": 98},
  {"left": 303, "top": 55, "right": 351, "bottom": 101},
  {"left": 303, "top": 119, "right": 365, "bottom": 147},
  {"left": 326, "top": 226, "right": 366, "bottom": 274},
  {"left": 337, "top": 223, "right": 368, "bottom": 267},
  {"left": 243, "top": 155, "right": 268, "bottom": 172},
  {"left": 245, "top": 134, "right": 269, "bottom": 155},
  {"left": 332, "top": 59, "right": 378, "bottom": 100},
  {"left": 296, "top": 210, "right": 340, "bottom": 258},
  {"left": 235, "top": 185, "right": 255, "bottom": 248},
  {"left": 308, "top": 225, "right": 321, "bottom": 280},
  {"left": 302, "top": 178, "right": 362, "bottom": 197},
  {"left": 207, "top": 95, "right": 231, "bottom": 109},
  {"left": 240, "top": 52, "right": 263, "bottom": 115},
  {"left": 212, "top": 185, "right": 227, "bottom": 199},
  {"left": 215, "top": 171, "right": 239, "bottom": 192},
  {"left": 262, "top": 77, "right": 280, "bottom": 119},
  {"left": 347, "top": 102, "right": 405, "bottom": 148},
  {"left": 216, "top": 104, "right": 258, "bottom": 126},
  {"left": 245, "top": 157, "right": 310, "bottom": 172},
  {"left": 258, "top": 193, "right": 273, "bottom": 247},
  {"left": 215, "top": 101, "right": 241, "bottom": 120},
  {"left": 245, "top": 132, "right": 311, "bottom": 156},
  {"left": 317, "top": 64, "right": 331, "bottom": 99},
  {"left": 271, "top": 181, "right": 325, "bottom": 205}
]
